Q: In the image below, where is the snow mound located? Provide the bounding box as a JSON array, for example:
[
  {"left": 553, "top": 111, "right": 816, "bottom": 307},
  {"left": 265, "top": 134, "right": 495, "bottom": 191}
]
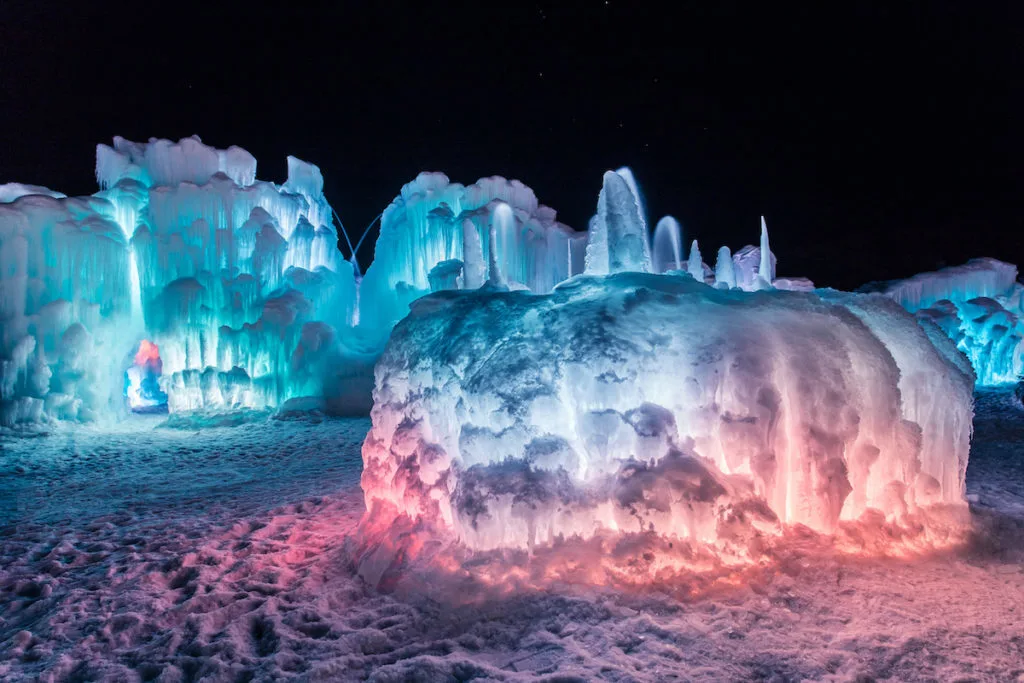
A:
[{"left": 361, "top": 274, "right": 974, "bottom": 558}]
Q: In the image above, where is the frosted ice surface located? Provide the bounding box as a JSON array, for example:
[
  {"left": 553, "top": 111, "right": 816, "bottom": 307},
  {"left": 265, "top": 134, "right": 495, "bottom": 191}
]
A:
[{"left": 362, "top": 274, "right": 973, "bottom": 553}]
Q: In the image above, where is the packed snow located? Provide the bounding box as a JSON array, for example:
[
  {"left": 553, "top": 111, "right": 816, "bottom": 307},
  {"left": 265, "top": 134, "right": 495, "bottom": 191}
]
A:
[{"left": 1, "top": 393, "right": 1022, "bottom": 681}]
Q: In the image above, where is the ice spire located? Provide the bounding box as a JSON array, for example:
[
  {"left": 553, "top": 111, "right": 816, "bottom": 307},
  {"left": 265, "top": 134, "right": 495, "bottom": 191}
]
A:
[
  {"left": 489, "top": 203, "right": 511, "bottom": 286},
  {"left": 687, "top": 239, "right": 704, "bottom": 282},
  {"left": 462, "top": 218, "right": 485, "bottom": 289},
  {"left": 652, "top": 216, "right": 683, "bottom": 273},
  {"left": 615, "top": 166, "right": 646, "bottom": 226},
  {"left": 715, "top": 246, "right": 735, "bottom": 288},
  {"left": 597, "top": 171, "right": 651, "bottom": 273},
  {"left": 758, "top": 216, "right": 772, "bottom": 286}
]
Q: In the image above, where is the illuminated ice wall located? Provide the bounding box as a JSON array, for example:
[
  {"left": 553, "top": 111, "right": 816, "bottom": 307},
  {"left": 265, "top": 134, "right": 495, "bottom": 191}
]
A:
[
  {"left": 864, "top": 258, "right": 1024, "bottom": 385},
  {"left": 358, "top": 172, "right": 587, "bottom": 338},
  {"left": 361, "top": 275, "right": 974, "bottom": 553},
  {"left": 0, "top": 136, "right": 361, "bottom": 425}
]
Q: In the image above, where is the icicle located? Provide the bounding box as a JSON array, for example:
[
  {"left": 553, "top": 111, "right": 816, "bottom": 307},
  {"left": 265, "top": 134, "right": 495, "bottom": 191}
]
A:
[
  {"left": 489, "top": 203, "right": 510, "bottom": 286},
  {"left": 462, "top": 218, "right": 485, "bottom": 289}
]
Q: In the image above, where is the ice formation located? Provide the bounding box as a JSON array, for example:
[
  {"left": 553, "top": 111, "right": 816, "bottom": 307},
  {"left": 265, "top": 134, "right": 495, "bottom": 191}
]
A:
[
  {"left": 0, "top": 150, "right": 821, "bottom": 427},
  {"left": 361, "top": 274, "right": 974, "bottom": 554},
  {"left": 687, "top": 240, "right": 704, "bottom": 281},
  {"left": 652, "top": 216, "right": 682, "bottom": 273},
  {"left": 865, "top": 258, "right": 1024, "bottom": 385},
  {"left": 0, "top": 136, "right": 362, "bottom": 425},
  {"left": 359, "top": 166, "right": 971, "bottom": 559},
  {"left": 358, "top": 173, "right": 584, "bottom": 338}
]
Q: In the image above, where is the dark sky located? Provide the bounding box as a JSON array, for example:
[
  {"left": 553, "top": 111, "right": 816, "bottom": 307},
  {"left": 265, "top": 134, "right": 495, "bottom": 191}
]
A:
[{"left": 1, "top": 1, "right": 1019, "bottom": 290}]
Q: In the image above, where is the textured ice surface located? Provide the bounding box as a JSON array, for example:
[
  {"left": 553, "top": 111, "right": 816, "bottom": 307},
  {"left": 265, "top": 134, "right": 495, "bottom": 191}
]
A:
[
  {"left": 866, "top": 258, "right": 1024, "bottom": 385},
  {"left": 362, "top": 273, "right": 973, "bottom": 555},
  {"left": 359, "top": 172, "right": 582, "bottom": 338},
  {"left": 0, "top": 137, "right": 364, "bottom": 425}
]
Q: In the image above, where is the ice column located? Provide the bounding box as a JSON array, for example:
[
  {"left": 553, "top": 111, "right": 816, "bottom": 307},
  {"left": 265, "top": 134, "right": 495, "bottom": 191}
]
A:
[
  {"left": 652, "top": 216, "right": 683, "bottom": 273},
  {"left": 715, "top": 246, "right": 736, "bottom": 289},
  {"left": 687, "top": 240, "right": 704, "bottom": 282}
]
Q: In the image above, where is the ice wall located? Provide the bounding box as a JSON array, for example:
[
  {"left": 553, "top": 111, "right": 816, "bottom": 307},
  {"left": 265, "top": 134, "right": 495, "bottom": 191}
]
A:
[
  {"left": 361, "top": 274, "right": 974, "bottom": 554},
  {"left": 865, "top": 258, "right": 1024, "bottom": 385},
  {"left": 359, "top": 173, "right": 583, "bottom": 336},
  {"left": 0, "top": 192, "right": 136, "bottom": 425},
  {"left": 0, "top": 137, "right": 362, "bottom": 425}
]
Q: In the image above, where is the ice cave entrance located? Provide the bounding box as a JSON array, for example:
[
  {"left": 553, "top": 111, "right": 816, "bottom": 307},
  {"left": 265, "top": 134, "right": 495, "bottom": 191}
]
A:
[{"left": 125, "top": 340, "right": 168, "bottom": 413}]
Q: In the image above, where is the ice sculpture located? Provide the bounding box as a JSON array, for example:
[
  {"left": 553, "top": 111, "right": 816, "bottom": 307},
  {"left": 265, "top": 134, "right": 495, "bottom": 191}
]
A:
[
  {"left": 652, "top": 216, "right": 683, "bottom": 273},
  {"left": 361, "top": 274, "right": 974, "bottom": 554},
  {"left": 865, "top": 258, "right": 1024, "bottom": 385},
  {"left": 0, "top": 136, "right": 362, "bottom": 425},
  {"left": 359, "top": 173, "right": 583, "bottom": 337}
]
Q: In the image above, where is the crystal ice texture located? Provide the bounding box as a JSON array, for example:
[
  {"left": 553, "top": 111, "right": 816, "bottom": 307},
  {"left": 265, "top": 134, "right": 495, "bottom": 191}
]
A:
[
  {"left": 361, "top": 273, "right": 974, "bottom": 553},
  {"left": 865, "top": 258, "right": 1024, "bottom": 385}
]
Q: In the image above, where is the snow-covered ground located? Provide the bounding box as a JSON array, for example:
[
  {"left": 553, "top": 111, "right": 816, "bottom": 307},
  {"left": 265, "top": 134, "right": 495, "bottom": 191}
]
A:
[{"left": 2, "top": 395, "right": 1022, "bottom": 682}]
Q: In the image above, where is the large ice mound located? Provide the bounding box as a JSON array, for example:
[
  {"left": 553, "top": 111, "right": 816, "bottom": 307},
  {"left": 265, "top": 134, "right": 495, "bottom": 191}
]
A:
[
  {"left": 864, "top": 258, "right": 1024, "bottom": 385},
  {"left": 361, "top": 273, "right": 974, "bottom": 554}
]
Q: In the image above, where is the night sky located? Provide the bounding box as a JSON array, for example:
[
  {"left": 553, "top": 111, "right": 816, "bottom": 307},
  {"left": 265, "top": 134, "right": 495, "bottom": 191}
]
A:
[{"left": 1, "top": 1, "right": 1018, "bottom": 290}]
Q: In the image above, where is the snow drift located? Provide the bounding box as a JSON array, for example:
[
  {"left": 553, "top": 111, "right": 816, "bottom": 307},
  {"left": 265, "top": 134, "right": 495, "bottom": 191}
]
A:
[{"left": 361, "top": 273, "right": 974, "bottom": 559}]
